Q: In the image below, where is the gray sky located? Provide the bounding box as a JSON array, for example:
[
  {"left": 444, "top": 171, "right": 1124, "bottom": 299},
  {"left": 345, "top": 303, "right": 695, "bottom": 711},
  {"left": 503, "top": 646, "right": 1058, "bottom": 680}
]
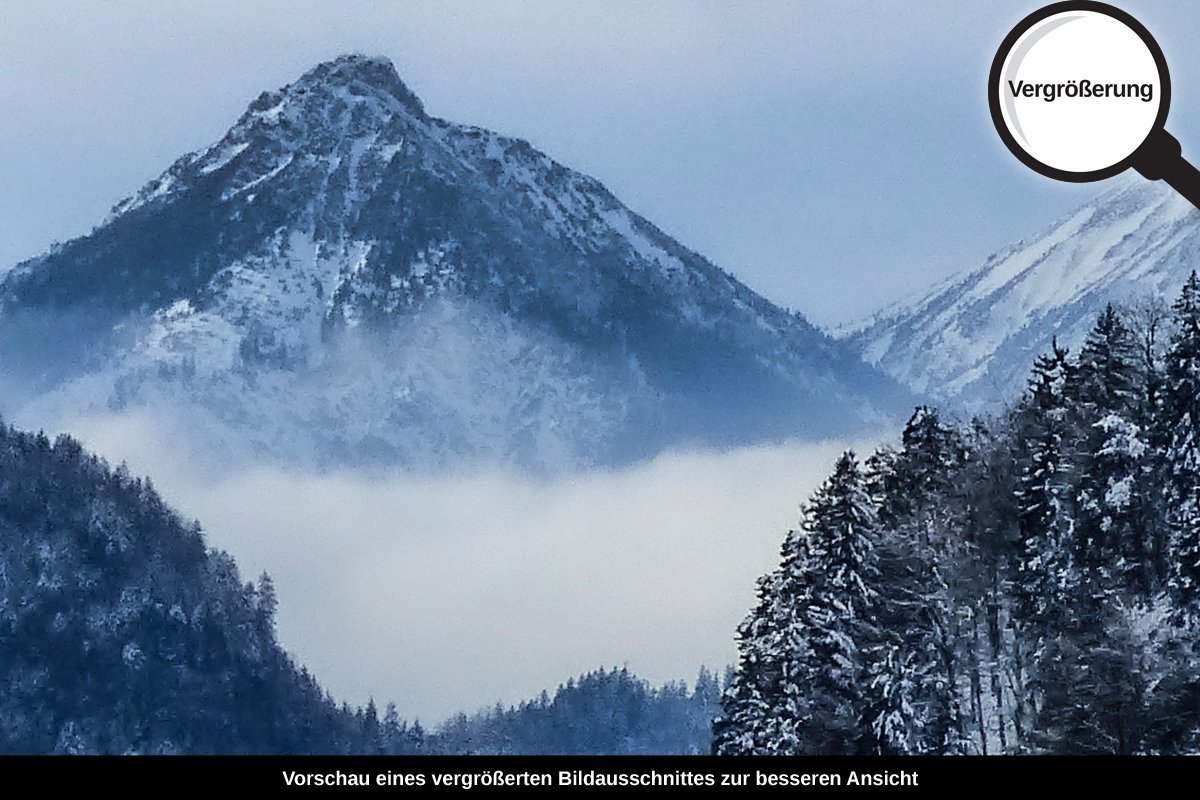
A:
[{"left": 7, "top": 1, "right": 1200, "bottom": 327}]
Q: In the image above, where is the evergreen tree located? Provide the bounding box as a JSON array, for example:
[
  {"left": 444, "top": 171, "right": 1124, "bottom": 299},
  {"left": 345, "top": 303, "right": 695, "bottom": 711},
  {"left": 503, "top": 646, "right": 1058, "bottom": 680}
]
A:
[
  {"left": 1011, "top": 340, "right": 1076, "bottom": 670},
  {"left": 714, "top": 452, "right": 879, "bottom": 754},
  {"left": 864, "top": 409, "right": 967, "bottom": 754},
  {"left": 876, "top": 407, "right": 965, "bottom": 529},
  {"left": 1166, "top": 272, "right": 1200, "bottom": 612},
  {"left": 1070, "top": 306, "right": 1149, "bottom": 592},
  {"left": 1071, "top": 305, "right": 1141, "bottom": 417}
]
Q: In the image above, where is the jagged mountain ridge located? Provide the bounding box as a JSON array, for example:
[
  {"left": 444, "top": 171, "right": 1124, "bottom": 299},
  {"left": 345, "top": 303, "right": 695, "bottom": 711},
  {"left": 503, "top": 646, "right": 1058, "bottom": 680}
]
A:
[
  {"left": 0, "top": 55, "right": 907, "bottom": 470},
  {"left": 842, "top": 178, "right": 1200, "bottom": 410}
]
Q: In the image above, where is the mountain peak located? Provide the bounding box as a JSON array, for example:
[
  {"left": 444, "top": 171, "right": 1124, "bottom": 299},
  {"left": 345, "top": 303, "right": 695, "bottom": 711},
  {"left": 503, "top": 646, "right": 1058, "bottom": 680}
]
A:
[
  {"left": 290, "top": 54, "right": 426, "bottom": 118},
  {"left": 1, "top": 53, "right": 908, "bottom": 471}
]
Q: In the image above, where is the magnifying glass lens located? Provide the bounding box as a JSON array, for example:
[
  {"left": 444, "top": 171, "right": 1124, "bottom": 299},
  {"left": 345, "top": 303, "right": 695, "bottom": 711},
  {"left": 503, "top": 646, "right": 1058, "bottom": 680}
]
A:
[
  {"left": 990, "top": 3, "right": 1171, "bottom": 183},
  {"left": 999, "top": 11, "right": 1162, "bottom": 174}
]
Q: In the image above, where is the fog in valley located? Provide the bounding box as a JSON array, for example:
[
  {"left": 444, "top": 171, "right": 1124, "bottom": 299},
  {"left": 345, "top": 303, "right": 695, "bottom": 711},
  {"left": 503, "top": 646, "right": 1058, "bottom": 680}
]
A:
[{"left": 31, "top": 407, "right": 884, "bottom": 723}]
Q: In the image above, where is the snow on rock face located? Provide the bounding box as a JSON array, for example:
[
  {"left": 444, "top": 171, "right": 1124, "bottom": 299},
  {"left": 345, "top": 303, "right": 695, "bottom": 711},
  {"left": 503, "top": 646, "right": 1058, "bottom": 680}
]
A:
[
  {"left": 25, "top": 297, "right": 638, "bottom": 473},
  {"left": 0, "top": 55, "right": 907, "bottom": 471},
  {"left": 843, "top": 178, "right": 1200, "bottom": 410}
]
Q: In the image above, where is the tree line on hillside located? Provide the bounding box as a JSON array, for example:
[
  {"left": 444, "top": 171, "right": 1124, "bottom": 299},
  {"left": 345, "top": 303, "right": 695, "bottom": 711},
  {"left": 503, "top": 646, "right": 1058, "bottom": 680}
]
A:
[
  {"left": 715, "top": 274, "right": 1200, "bottom": 754},
  {"left": 429, "top": 667, "right": 720, "bottom": 755}
]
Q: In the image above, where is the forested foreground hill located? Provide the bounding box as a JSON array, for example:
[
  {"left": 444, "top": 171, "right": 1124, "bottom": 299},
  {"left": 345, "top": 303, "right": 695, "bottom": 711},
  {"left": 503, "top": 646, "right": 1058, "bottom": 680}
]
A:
[
  {"left": 0, "top": 421, "right": 719, "bottom": 754},
  {"left": 0, "top": 422, "right": 426, "bottom": 754},
  {"left": 716, "top": 274, "right": 1200, "bottom": 755}
]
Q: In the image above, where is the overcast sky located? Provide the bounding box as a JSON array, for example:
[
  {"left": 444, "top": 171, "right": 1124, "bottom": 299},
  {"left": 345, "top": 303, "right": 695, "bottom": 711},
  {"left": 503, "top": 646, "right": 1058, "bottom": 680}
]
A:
[{"left": 6, "top": 1, "right": 1200, "bottom": 328}]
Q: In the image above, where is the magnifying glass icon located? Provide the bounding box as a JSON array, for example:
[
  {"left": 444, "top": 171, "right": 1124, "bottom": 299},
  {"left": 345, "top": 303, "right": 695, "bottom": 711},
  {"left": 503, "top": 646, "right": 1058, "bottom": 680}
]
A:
[{"left": 990, "top": 1, "right": 1200, "bottom": 208}]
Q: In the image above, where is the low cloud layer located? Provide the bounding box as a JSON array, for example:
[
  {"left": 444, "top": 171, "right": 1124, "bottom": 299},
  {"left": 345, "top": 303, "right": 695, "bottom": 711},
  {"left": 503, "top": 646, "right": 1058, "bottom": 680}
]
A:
[{"left": 43, "top": 410, "right": 886, "bottom": 723}]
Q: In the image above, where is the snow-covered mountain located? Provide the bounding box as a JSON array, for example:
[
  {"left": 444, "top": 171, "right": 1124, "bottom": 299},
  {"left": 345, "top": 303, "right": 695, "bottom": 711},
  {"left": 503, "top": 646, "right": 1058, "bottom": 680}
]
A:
[
  {"left": 843, "top": 178, "right": 1200, "bottom": 411},
  {"left": 0, "top": 55, "right": 907, "bottom": 471}
]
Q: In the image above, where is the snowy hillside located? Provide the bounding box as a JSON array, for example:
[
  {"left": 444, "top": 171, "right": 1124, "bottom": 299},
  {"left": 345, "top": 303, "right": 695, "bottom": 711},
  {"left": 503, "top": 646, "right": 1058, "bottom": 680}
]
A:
[
  {"left": 0, "top": 55, "right": 908, "bottom": 471},
  {"left": 843, "top": 178, "right": 1200, "bottom": 410}
]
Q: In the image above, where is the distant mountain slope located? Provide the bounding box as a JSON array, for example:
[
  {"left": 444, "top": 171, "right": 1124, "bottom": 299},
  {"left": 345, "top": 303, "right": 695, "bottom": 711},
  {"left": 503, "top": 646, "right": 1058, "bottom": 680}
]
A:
[
  {"left": 0, "top": 55, "right": 908, "bottom": 471},
  {"left": 843, "top": 178, "right": 1200, "bottom": 410},
  {"left": 430, "top": 666, "right": 720, "bottom": 755}
]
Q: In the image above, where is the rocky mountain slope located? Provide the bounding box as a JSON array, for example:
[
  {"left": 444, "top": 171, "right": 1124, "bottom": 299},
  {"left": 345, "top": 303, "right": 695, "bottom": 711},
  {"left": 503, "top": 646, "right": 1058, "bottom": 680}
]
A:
[
  {"left": 0, "top": 55, "right": 907, "bottom": 471},
  {"left": 843, "top": 178, "right": 1200, "bottom": 411}
]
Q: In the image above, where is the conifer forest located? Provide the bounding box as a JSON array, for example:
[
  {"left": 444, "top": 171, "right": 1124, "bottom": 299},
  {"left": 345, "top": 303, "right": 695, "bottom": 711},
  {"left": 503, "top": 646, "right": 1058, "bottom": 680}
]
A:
[{"left": 714, "top": 274, "right": 1200, "bottom": 755}]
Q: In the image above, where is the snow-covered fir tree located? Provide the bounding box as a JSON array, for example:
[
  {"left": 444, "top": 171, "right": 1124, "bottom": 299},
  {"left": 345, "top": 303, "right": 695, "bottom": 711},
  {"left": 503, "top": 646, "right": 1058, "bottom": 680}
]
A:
[
  {"left": 1070, "top": 306, "right": 1147, "bottom": 591},
  {"left": 714, "top": 452, "right": 878, "bottom": 755},
  {"left": 1166, "top": 272, "right": 1200, "bottom": 613},
  {"left": 864, "top": 408, "right": 967, "bottom": 754}
]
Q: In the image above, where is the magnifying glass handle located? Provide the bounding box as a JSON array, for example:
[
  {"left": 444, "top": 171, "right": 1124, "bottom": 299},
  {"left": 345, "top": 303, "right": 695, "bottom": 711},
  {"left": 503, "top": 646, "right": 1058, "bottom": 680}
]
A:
[{"left": 1133, "top": 128, "right": 1200, "bottom": 209}]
